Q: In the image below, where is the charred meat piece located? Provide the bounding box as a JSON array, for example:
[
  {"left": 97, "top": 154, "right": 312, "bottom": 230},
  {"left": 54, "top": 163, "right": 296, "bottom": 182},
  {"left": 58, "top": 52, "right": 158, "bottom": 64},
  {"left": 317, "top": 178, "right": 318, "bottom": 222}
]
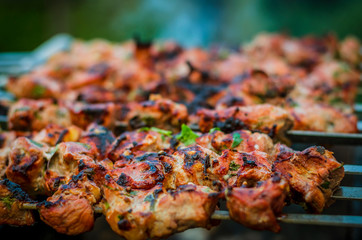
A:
[
  {"left": 6, "top": 137, "right": 49, "bottom": 196},
  {"left": 44, "top": 141, "right": 97, "bottom": 193},
  {"left": 287, "top": 101, "right": 358, "bottom": 133},
  {"left": 196, "top": 129, "right": 274, "bottom": 155},
  {"left": 8, "top": 99, "right": 71, "bottom": 131},
  {"left": 0, "top": 179, "right": 35, "bottom": 226},
  {"left": 39, "top": 171, "right": 101, "bottom": 235},
  {"left": 119, "top": 95, "right": 188, "bottom": 132},
  {"left": 7, "top": 75, "right": 62, "bottom": 99},
  {"left": 79, "top": 124, "right": 115, "bottom": 160},
  {"left": 272, "top": 144, "right": 344, "bottom": 213},
  {"left": 211, "top": 149, "right": 273, "bottom": 188},
  {"left": 106, "top": 129, "right": 171, "bottom": 163},
  {"left": 226, "top": 175, "right": 289, "bottom": 233},
  {"left": 196, "top": 104, "right": 293, "bottom": 140},
  {"left": 169, "top": 145, "right": 221, "bottom": 189},
  {"left": 99, "top": 172, "right": 219, "bottom": 240},
  {"left": 67, "top": 101, "right": 118, "bottom": 130},
  {"left": 33, "top": 124, "right": 82, "bottom": 146}
]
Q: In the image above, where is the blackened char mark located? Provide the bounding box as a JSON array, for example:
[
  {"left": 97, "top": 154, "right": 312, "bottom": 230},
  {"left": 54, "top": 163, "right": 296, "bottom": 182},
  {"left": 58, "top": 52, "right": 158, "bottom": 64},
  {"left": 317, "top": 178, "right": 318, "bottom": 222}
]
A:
[
  {"left": 0, "top": 179, "right": 34, "bottom": 202},
  {"left": 214, "top": 117, "right": 246, "bottom": 133}
]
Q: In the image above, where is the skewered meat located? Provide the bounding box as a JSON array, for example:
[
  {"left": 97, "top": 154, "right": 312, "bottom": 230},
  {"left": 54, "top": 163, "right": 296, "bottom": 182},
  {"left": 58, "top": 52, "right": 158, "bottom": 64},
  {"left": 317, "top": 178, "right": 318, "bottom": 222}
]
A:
[
  {"left": 8, "top": 99, "right": 71, "bottom": 131},
  {"left": 0, "top": 179, "right": 35, "bottom": 226},
  {"left": 6, "top": 137, "right": 50, "bottom": 196},
  {"left": 226, "top": 175, "right": 288, "bottom": 233},
  {"left": 196, "top": 104, "right": 294, "bottom": 140},
  {"left": 39, "top": 171, "right": 101, "bottom": 235},
  {"left": 0, "top": 32, "right": 357, "bottom": 238},
  {"left": 97, "top": 169, "right": 220, "bottom": 240},
  {"left": 272, "top": 144, "right": 344, "bottom": 213}
]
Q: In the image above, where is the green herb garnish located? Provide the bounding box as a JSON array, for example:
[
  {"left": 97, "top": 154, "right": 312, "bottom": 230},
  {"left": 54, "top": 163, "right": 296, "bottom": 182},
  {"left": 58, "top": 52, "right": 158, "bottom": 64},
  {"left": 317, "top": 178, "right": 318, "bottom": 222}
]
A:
[
  {"left": 138, "top": 127, "right": 150, "bottom": 132},
  {"left": 209, "top": 127, "right": 221, "bottom": 134},
  {"left": 320, "top": 181, "right": 330, "bottom": 189},
  {"left": 1, "top": 196, "right": 14, "bottom": 209},
  {"left": 32, "top": 85, "right": 46, "bottom": 98},
  {"left": 176, "top": 124, "right": 199, "bottom": 146},
  {"left": 231, "top": 132, "right": 243, "bottom": 148},
  {"left": 28, "top": 139, "right": 44, "bottom": 148},
  {"left": 229, "top": 161, "right": 241, "bottom": 171},
  {"left": 104, "top": 201, "right": 110, "bottom": 210},
  {"left": 150, "top": 127, "right": 172, "bottom": 137}
]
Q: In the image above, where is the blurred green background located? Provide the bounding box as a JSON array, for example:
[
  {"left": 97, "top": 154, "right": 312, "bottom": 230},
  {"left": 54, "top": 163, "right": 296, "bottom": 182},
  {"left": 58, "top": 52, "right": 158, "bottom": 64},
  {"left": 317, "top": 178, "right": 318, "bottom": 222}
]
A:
[{"left": 0, "top": 0, "right": 361, "bottom": 51}]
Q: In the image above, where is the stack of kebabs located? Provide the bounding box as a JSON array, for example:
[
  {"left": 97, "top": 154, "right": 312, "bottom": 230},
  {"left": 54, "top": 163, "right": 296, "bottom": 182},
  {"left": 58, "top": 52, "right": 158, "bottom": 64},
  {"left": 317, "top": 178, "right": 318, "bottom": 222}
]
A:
[{"left": 0, "top": 33, "right": 360, "bottom": 239}]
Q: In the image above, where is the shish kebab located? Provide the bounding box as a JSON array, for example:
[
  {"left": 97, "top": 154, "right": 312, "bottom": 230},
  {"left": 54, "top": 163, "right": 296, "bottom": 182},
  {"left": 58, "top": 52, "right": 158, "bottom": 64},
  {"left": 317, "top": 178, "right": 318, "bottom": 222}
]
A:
[{"left": 0, "top": 120, "right": 346, "bottom": 239}]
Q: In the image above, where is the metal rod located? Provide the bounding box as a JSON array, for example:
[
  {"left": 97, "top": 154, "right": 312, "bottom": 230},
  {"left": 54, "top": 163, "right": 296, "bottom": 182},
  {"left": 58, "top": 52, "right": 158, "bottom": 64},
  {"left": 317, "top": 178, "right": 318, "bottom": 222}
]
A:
[
  {"left": 286, "top": 130, "right": 362, "bottom": 145},
  {"left": 211, "top": 211, "right": 362, "bottom": 228},
  {"left": 332, "top": 187, "right": 362, "bottom": 201},
  {"left": 20, "top": 204, "right": 362, "bottom": 227},
  {"left": 277, "top": 214, "right": 362, "bottom": 228},
  {"left": 344, "top": 165, "right": 362, "bottom": 175}
]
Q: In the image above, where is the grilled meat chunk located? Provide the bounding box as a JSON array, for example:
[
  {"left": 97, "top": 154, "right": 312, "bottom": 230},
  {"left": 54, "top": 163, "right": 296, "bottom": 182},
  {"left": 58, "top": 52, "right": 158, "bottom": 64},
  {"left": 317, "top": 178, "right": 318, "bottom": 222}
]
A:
[
  {"left": 196, "top": 104, "right": 293, "bottom": 140},
  {"left": 287, "top": 102, "right": 358, "bottom": 133},
  {"left": 226, "top": 175, "right": 288, "bottom": 233},
  {"left": 33, "top": 124, "right": 82, "bottom": 146},
  {"left": 99, "top": 173, "right": 219, "bottom": 240},
  {"left": 107, "top": 129, "right": 171, "bottom": 163},
  {"left": 6, "top": 137, "right": 49, "bottom": 196},
  {"left": 39, "top": 171, "right": 101, "bottom": 235},
  {"left": 44, "top": 141, "right": 96, "bottom": 193},
  {"left": 0, "top": 179, "right": 35, "bottom": 226},
  {"left": 8, "top": 99, "right": 71, "bottom": 131},
  {"left": 118, "top": 95, "right": 188, "bottom": 132},
  {"left": 67, "top": 102, "right": 118, "bottom": 130},
  {"left": 272, "top": 144, "right": 344, "bottom": 212},
  {"left": 196, "top": 129, "right": 274, "bottom": 155}
]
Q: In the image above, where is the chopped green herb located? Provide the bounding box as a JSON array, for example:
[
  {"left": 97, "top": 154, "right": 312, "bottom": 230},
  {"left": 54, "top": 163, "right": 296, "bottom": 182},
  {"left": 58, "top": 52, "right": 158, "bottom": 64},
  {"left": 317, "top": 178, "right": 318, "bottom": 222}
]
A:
[
  {"left": 28, "top": 139, "right": 44, "bottom": 148},
  {"left": 138, "top": 127, "right": 150, "bottom": 132},
  {"left": 209, "top": 127, "right": 221, "bottom": 134},
  {"left": 332, "top": 163, "right": 344, "bottom": 172},
  {"left": 103, "top": 184, "right": 116, "bottom": 191},
  {"left": 229, "top": 161, "right": 241, "bottom": 171},
  {"left": 150, "top": 127, "right": 172, "bottom": 137},
  {"left": 320, "top": 181, "right": 330, "bottom": 189},
  {"left": 231, "top": 132, "right": 243, "bottom": 148},
  {"left": 104, "top": 201, "right": 110, "bottom": 210},
  {"left": 125, "top": 190, "right": 138, "bottom": 197},
  {"left": 142, "top": 116, "right": 156, "bottom": 126},
  {"left": 176, "top": 124, "right": 199, "bottom": 146},
  {"left": 1, "top": 196, "right": 14, "bottom": 209},
  {"left": 329, "top": 97, "right": 344, "bottom": 105},
  {"left": 32, "top": 85, "right": 46, "bottom": 98},
  {"left": 76, "top": 142, "right": 91, "bottom": 150},
  {"left": 45, "top": 145, "right": 59, "bottom": 160},
  {"left": 202, "top": 187, "right": 211, "bottom": 193}
]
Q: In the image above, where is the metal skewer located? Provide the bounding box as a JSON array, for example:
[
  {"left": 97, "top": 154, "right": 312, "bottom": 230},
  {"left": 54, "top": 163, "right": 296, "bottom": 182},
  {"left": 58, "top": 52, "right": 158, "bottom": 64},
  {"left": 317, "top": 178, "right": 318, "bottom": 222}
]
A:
[
  {"left": 20, "top": 204, "right": 362, "bottom": 228},
  {"left": 344, "top": 165, "right": 362, "bottom": 175},
  {"left": 213, "top": 211, "right": 362, "bottom": 228}
]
